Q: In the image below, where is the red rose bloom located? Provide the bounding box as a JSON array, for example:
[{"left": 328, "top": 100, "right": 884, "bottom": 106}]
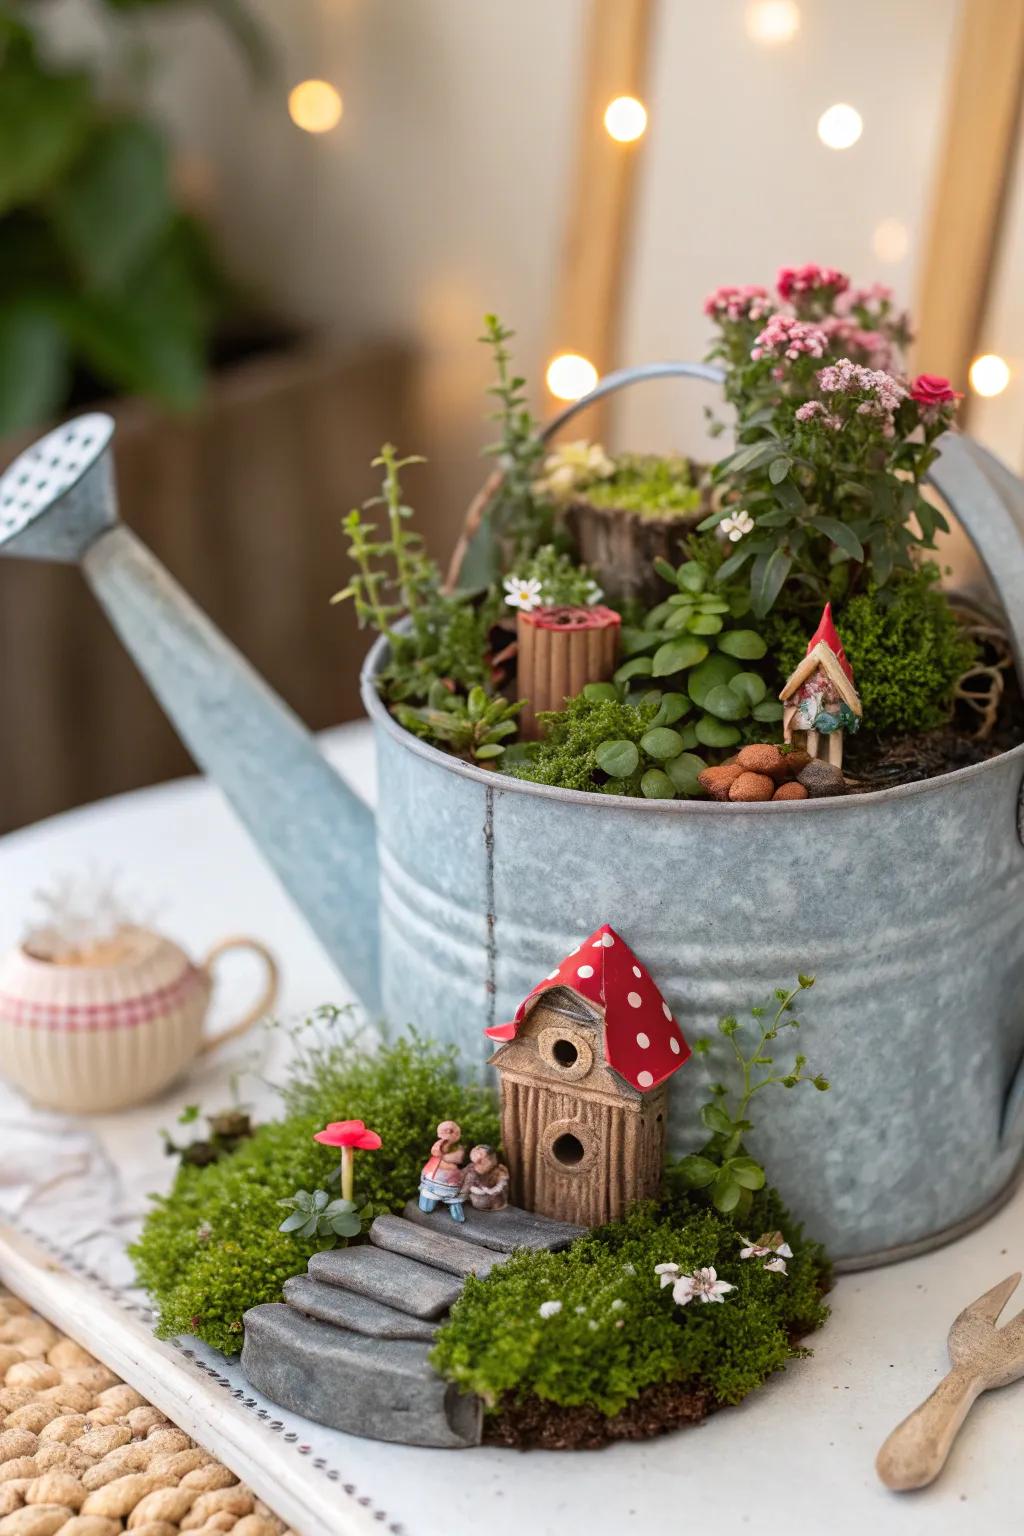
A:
[{"left": 910, "top": 373, "right": 961, "bottom": 407}]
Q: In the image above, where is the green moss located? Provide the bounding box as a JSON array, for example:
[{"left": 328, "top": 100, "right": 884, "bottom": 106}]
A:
[
  {"left": 582, "top": 454, "right": 702, "bottom": 519},
  {"left": 508, "top": 692, "right": 660, "bottom": 793},
  {"left": 130, "top": 1023, "right": 500, "bottom": 1354},
  {"left": 766, "top": 566, "right": 976, "bottom": 735},
  {"left": 431, "top": 1186, "right": 829, "bottom": 1416}
]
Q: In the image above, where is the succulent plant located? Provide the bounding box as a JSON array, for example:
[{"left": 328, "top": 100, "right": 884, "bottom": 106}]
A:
[
  {"left": 615, "top": 557, "right": 783, "bottom": 749},
  {"left": 394, "top": 682, "right": 523, "bottom": 763},
  {"left": 277, "top": 1187, "right": 366, "bottom": 1246}
]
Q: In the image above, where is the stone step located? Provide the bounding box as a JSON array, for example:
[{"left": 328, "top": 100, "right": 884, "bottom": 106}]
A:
[
  {"left": 369, "top": 1214, "right": 508, "bottom": 1278},
  {"left": 242, "top": 1303, "right": 481, "bottom": 1449},
  {"left": 402, "top": 1200, "right": 586, "bottom": 1254},
  {"left": 282, "top": 1273, "right": 438, "bottom": 1342},
  {"left": 308, "top": 1244, "right": 463, "bottom": 1320}
]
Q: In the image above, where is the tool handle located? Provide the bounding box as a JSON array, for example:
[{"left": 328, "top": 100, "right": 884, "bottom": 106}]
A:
[{"left": 876, "top": 1364, "right": 982, "bottom": 1490}]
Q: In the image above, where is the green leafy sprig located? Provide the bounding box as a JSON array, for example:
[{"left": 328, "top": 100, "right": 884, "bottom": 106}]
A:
[
  {"left": 394, "top": 682, "right": 522, "bottom": 764},
  {"left": 678, "top": 975, "right": 828, "bottom": 1218},
  {"left": 277, "top": 1187, "right": 368, "bottom": 1249}
]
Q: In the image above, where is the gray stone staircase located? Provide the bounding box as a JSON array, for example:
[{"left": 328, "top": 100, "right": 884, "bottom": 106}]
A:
[{"left": 241, "top": 1204, "right": 583, "bottom": 1449}]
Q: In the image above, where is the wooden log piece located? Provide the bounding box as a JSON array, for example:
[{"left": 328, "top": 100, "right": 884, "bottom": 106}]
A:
[{"left": 516, "top": 605, "right": 621, "bottom": 738}]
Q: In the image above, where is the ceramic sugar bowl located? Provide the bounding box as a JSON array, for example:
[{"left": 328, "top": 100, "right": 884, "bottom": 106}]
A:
[{"left": 0, "top": 926, "right": 278, "bottom": 1113}]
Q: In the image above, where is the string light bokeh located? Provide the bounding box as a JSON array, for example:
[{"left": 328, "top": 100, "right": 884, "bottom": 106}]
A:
[
  {"left": 546, "top": 353, "right": 598, "bottom": 401},
  {"left": 288, "top": 79, "right": 344, "bottom": 134}
]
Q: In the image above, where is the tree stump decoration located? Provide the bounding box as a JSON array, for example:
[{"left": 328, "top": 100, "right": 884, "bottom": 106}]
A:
[{"left": 516, "top": 604, "right": 621, "bottom": 738}]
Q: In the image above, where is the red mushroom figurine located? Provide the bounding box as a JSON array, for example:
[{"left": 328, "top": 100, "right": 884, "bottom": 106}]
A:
[{"left": 313, "top": 1119, "right": 382, "bottom": 1202}]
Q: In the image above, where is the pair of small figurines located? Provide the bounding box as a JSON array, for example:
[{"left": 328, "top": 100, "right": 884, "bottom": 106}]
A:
[{"left": 418, "top": 1120, "right": 509, "bottom": 1223}]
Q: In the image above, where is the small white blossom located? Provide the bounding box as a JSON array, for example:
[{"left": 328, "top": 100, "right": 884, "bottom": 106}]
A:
[
  {"left": 720, "top": 510, "right": 755, "bottom": 543},
  {"left": 739, "top": 1232, "right": 793, "bottom": 1276},
  {"left": 669, "top": 1266, "right": 736, "bottom": 1307},
  {"left": 538, "top": 1300, "right": 563, "bottom": 1319},
  {"left": 610, "top": 1298, "right": 625, "bottom": 1311},
  {"left": 503, "top": 575, "right": 544, "bottom": 612},
  {"left": 654, "top": 1262, "right": 680, "bottom": 1289},
  {"left": 575, "top": 1305, "right": 587, "bottom": 1315},
  {"left": 584, "top": 578, "right": 604, "bottom": 605}
]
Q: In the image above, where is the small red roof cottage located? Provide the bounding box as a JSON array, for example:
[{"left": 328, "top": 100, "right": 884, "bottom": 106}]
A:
[
  {"left": 779, "top": 601, "right": 862, "bottom": 769},
  {"left": 486, "top": 924, "right": 690, "bottom": 1227}
]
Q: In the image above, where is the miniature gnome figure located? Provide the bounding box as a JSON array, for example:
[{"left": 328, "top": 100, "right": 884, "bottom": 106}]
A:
[
  {"left": 418, "top": 1120, "right": 468, "bottom": 1223},
  {"left": 778, "top": 602, "right": 862, "bottom": 769},
  {"left": 461, "top": 1144, "right": 510, "bottom": 1212}
]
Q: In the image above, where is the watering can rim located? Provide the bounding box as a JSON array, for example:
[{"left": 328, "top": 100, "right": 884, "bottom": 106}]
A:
[{"left": 360, "top": 633, "right": 1024, "bottom": 814}]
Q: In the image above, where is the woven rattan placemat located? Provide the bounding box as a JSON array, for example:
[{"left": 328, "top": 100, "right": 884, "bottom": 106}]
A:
[{"left": 0, "top": 1289, "right": 295, "bottom": 1536}]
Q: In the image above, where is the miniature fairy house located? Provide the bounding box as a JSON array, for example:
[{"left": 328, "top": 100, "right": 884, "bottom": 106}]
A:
[
  {"left": 484, "top": 924, "right": 690, "bottom": 1227},
  {"left": 779, "top": 602, "right": 862, "bottom": 768}
]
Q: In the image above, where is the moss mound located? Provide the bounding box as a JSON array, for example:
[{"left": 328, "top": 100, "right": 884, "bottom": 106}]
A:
[
  {"left": 431, "top": 1185, "right": 829, "bottom": 1432},
  {"left": 130, "top": 1022, "right": 499, "bottom": 1354},
  {"left": 580, "top": 454, "right": 703, "bottom": 518}
]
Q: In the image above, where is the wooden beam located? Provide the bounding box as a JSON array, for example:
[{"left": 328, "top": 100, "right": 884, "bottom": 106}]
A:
[
  {"left": 914, "top": 0, "right": 1024, "bottom": 410},
  {"left": 546, "top": 0, "right": 655, "bottom": 438}
]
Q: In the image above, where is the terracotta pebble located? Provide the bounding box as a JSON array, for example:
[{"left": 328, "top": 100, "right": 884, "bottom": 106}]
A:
[
  {"left": 772, "top": 781, "right": 808, "bottom": 801},
  {"left": 728, "top": 771, "right": 775, "bottom": 803},
  {"left": 736, "top": 743, "right": 787, "bottom": 777},
  {"left": 697, "top": 763, "right": 743, "bottom": 800},
  {"left": 782, "top": 748, "right": 811, "bottom": 776}
]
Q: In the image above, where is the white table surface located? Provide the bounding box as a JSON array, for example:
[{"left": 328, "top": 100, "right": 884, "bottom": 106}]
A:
[{"left": 1, "top": 722, "right": 1022, "bottom": 1536}]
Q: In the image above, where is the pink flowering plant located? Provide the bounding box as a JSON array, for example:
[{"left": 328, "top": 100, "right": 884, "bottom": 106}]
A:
[{"left": 701, "top": 264, "right": 960, "bottom": 616}]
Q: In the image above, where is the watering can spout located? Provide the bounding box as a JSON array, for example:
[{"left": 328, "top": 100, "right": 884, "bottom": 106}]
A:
[{"left": 0, "top": 414, "right": 381, "bottom": 1014}]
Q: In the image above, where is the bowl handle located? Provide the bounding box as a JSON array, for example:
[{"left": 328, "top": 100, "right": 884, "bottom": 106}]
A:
[{"left": 197, "top": 936, "right": 280, "bottom": 1054}]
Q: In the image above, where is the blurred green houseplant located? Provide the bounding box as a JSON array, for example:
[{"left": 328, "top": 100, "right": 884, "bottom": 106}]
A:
[{"left": 0, "top": 0, "right": 266, "bottom": 434}]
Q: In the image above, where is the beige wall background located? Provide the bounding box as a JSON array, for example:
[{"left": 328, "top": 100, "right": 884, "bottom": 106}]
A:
[{"left": 43, "top": 0, "right": 1024, "bottom": 528}]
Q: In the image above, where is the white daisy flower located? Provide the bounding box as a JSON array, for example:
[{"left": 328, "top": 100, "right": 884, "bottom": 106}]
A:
[
  {"left": 585, "top": 579, "right": 604, "bottom": 605},
  {"left": 538, "top": 1299, "right": 563, "bottom": 1319},
  {"left": 503, "top": 575, "right": 544, "bottom": 612},
  {"left": 720, "top": 510, "right": 755, "bottom": 543}
]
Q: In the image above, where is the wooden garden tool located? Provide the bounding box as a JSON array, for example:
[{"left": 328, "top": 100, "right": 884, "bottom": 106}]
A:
[{"left": 876, "top": 1271, "right": 1024, "bottom": 1490}]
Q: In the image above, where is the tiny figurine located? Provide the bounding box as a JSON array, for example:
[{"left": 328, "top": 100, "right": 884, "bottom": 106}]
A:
[
  {"left": 461, "top": 1144, "right": 510, "bottom": 1211},
  {"left": 485, "top": 923, "right": 691, "bottom": 1228},
  {"left": 779, "top": 602, "right": 862, "bottom": 769},
  {"left": 516, "top": 605, "right": 621, "bottom": 738},
  {"left": 418, "top": 1119, "right": 468, "bottom": 1223}
]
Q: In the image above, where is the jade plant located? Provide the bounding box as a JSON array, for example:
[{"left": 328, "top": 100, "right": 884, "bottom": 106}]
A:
[
  {"left": 676, "top": 974, "right": 829, "bottom": 1220},
  {"left": 615, "top": 556, "right": 782, "bottom": 750}
]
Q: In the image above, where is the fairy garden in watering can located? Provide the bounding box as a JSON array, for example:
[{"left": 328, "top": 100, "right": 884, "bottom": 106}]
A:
[{"left": 125, "top": 267, "right": 1024, "bottom": 1453}]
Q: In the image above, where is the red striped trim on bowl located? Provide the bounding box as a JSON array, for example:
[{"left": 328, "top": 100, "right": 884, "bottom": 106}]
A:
[{"left": 0, "top": 966, "right": 203, "bottom": 1031}]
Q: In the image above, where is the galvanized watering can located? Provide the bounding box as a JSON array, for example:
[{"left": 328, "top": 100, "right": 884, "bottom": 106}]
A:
[{"left": 3, "top": 363, "right": 1024, "bottom": 1269}]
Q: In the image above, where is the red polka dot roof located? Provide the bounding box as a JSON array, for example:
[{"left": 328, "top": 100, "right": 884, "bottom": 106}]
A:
[{"left": 485, "top": 922, "right": 691, "bottom": 1093}]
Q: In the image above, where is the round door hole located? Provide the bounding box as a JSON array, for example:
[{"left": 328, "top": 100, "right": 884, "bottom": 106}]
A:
[
  {"left": 552, "top": 1038, "right": 579, "bottom": 1068},
  {"left": 552, "top": 1132, "right": 585, "bottom": 1166}
]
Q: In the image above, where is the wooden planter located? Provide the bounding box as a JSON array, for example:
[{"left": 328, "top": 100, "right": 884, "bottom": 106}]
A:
[
  {"left": 516, "top": 604, "right": 621, "bottom": 737},
  {"left": 0, "top": 340, "right": 415, "bottom": 833}
]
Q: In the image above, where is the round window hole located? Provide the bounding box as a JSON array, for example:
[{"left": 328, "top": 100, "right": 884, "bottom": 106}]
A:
[
  {"left": 552, "top": 1038, "right": 579, "bottom": 1068},
  {"left": 552, "top": 1132, "right": 585, "bottom": 1167}
]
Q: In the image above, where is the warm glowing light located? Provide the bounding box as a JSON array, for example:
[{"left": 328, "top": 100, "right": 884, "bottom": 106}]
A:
[
  {"left": 969, "top": 353, "right": 1011, "bottom": 398},
  {"left": 288, "top": 79, "right": 343, "bottom": 134},
  {"left": 603, "top": 96, "right": 648, "bottom": 143},
  {"left": 546, "top": 353, "right": 598, "bottom": 401},
  {"left": 817, "top": 103, "right": 863, "bottom": 150},
  {"left": 745, "top": 0, "right": 800, "bottom": 44},
  {"left": 872, "top": 217, "right": 909, "bottom": 264}
]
